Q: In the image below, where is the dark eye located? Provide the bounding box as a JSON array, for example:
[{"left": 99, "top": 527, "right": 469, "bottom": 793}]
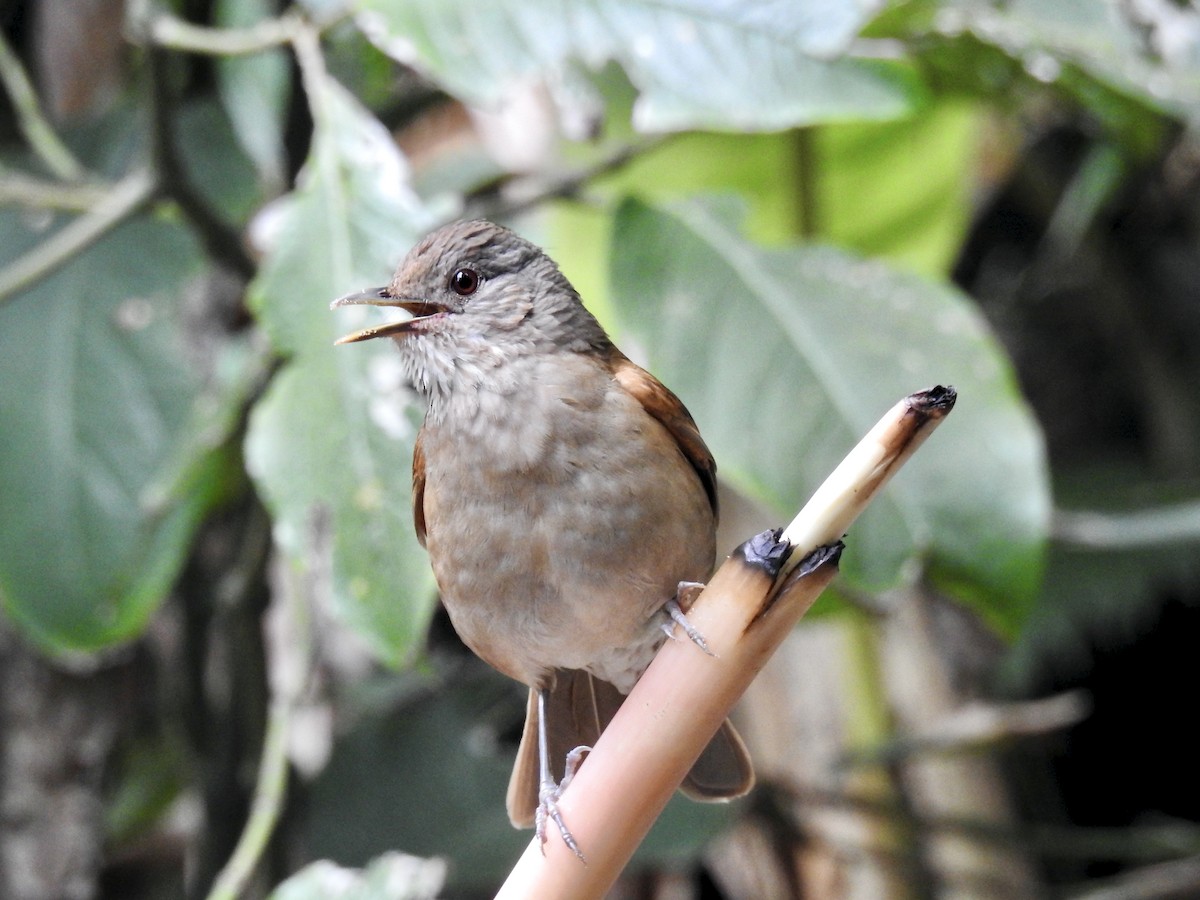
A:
[{"left": 449, "top": 267, "right": 479, "bottom": 296}]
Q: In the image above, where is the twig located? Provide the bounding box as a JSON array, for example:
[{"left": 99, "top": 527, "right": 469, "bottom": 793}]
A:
[
  {"left": 204, "top": 500, "right": 308, "bottom": 900},
  {"left": 127, "top": 0, "right": 296, "bottom": 55},
  {"left": 290, "top": 15, "right": 359, "bottom": 285},
  {"left": 497, "top": 386, "right": 956, "bottom": 898},
  {"left": 836, "top": 690, "right": 1091, "bottom": 768},
  {"left": 464, "top": 137, "right": 673, "bottom": 223},
  {"left": 757, "top": 782, "right": 1200, "bottom": 864},
  {"left": 204, "top": 695, "right": 293, "bottom": 900},
  {"left": 126, "top": 0, "right": 346, "bottom": 55},
  {"left": 1065, "top": 853, "right": 1200, "bottom": 900},
  {"left": 792, "top": 127, "right": 818, "bottom": 239},
  {"left": 0, "top": 31, "right": 85, "bottom": 181},
  {"left": 1054, "top": 499, "right": 1200, "bottom": 549},
  {"left": 290, "top": 16, "right": 333, "bottom": 125},
  {"left": 0, "top": 168, "right": 157, "bottom": 305},
  {"left": 0, "top": 171, "right": 114, "bottom": 211},
  {"left": 141, "top": 9, "right": 302, "bottom": 55}
]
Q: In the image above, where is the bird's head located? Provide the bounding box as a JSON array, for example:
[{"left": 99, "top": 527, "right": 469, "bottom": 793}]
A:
[{"left": 332, "top": 218, "right": 609, "bottom": 355}]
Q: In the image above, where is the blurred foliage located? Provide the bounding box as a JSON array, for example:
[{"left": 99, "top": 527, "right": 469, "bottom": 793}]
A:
[
  {"left": 0, "top": 198, "right": 210, "bottom": 650},
  {"left": 269, "top": 851, "right": 447, "bottom": 899},
  {"left": 244, "top": 74, "right": 443, "bottom": 666},
  {"left": 2, "top": 0, "right": 1200, "bottom": 896},
  {"left": 606, "top": 196, "right": 1044, "bottom": 631}
]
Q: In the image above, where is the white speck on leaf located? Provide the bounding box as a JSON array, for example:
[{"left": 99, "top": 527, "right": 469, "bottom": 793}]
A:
[{"left": 114, "top": 297, "right": 155, "bottom": 331}]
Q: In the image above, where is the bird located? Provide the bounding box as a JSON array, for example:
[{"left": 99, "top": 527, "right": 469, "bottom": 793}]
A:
[{"left": 331, "top": 219, "right": 754, "bottom": 856}]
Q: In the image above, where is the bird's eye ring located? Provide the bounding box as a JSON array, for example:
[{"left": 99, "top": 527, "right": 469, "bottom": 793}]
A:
[{"left": 450, "top": 267, "right": 479, "bottom": 296}]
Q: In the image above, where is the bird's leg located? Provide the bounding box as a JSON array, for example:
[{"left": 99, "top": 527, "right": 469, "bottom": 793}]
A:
[
  {"left": 535, "top": 688, "right": 587, "bottom": 862},
  {"left": 661, "top": 581, "right": 715, "bottom": 656}
]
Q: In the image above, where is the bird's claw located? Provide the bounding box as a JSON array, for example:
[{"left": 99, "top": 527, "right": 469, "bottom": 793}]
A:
[
  {"left": 535, "top": 745, "right": 591, "bottom": 862},
  {"left": 661, "top": 583, "right": 715, "bottom": 656}
]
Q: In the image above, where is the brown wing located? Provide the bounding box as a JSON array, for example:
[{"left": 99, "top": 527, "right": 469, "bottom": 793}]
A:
[
  {"left": 609, "top": 350, "right": 718, "bottom": 520},
  {"left": 411, "top": 427, "right": 428, "bottom": 547}
]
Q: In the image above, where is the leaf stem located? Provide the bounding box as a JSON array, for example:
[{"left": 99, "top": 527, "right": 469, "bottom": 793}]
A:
[
  {"left": 126, "top": 1, "right": 349, "bottom": 56},
  {"left": 0, "top": 168, "right": 157, "bottom": 306},
  {"left": 0, "top": 31, "right": 85, "bottom": 181},
  {"left": 792, "top": 126, "right": 818, "bottom": 239},
  {"left": 205, "top": 502, "right": 307, "bottom": 900},
  {"left": 1054, "top": 499, "right": 1200, "bottom": 549},
  {"left": 128, "top": 1, "right": 302, "bottom": 55},
  {"left": 0, "top": 171, "right": 114, "bottom": 211},
  {"left": 204, "top": 695, "right": 293, "bottom": 900},
  {"left": 466, "top": 136, "right": 673, "bottom": 223}
]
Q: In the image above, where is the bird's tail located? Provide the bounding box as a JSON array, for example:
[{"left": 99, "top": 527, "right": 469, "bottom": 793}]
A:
[{"left": 506, "top": 669, "right": 754, "bottom": 829}]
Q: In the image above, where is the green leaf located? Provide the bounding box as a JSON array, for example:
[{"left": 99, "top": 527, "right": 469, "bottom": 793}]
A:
[
  {"left": 932, "top": 0, "right": 1200, "bottom": 126},
  {"left": 355, "top": 0, "right": 918, "bottom": 132},
  {"left": 0, "top": 211, "right": 209, "bottom": 653},
  {"left": 609, "top": 197, "right": 1050, "bottom": 633},
  {"left": 215, "top": 0, "right": 291, "bottom": 190},
  {"left": 244, "top": 75, "right": 444, "bottom": 666},
  {"left": 175, "top": 98, "right": 271, "bottom": 226},
  {"left": 814, "top": 100, "right": 980, "bottom": 277}
]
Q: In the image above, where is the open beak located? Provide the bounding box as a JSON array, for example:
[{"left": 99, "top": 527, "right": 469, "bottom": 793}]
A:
[{"left": 330, "top": 286, "right": 448, "bottom": 345}]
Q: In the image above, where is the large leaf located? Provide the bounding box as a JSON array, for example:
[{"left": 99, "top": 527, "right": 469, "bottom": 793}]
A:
[
  {"left": 354, "top": 0, "right": 916, "bottom": 132},
  {"left": 0, "top": 212, "right": 208, "bottom": 653},
  {"left": 609, "top": 197, "right": 1050, "bottom": 633},
  {"left": 547, "top": 96, "right": 980, "bottom": 336},
  {"left": 244, "top": 74, "right": 444, "bottom": 666},
  {"left": 928, "top": 0, "right": 1200, "bottom": 125},
  {"left": 814, "top": 99, "right": 980, "bottom": 277}
]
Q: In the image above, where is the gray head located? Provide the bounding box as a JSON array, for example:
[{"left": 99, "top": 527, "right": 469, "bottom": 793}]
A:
[{"left": 332, "top": 220, "right": 612, "bottom": 406}]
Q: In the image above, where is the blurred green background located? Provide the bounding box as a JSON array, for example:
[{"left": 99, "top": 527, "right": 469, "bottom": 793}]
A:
[{"left": 1, "top": 0, "right": 1198, "bottom": 897}]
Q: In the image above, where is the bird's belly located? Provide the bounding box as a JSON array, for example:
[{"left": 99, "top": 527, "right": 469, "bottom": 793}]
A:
[
  {"left": 436, "top": 542, "right": 678, "bottom": 693},
  {"left": 420, "top": 395, "right": 714, "bottom": 691}
]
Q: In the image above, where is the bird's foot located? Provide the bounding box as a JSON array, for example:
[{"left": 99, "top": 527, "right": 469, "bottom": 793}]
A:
[
  {"left": 661, "top": 582, "right": 715, "bottom": 656},
  {"left": 535, "top": 745, "right": 591, "bottom": 862},
  {"left": 560, "top": 744, "right": 591, "bottom": 792}
]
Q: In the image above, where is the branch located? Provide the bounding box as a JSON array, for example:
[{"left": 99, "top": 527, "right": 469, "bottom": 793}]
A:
[
  {"left": 498, "top": 385, "right": 957, "bottom": 898},
  {"left": 127, "top": 0, "right": 292, "bottom": 54},
  {"left": 0, "top": 171, "right": 113, "bottom": 211},
  {"left": 125, "top": 0, "right": 347, "bottom": 56},
  {"left": 1066, "top": 853, "right": 1200, "bottom": 900},
  {"left": 205, "top": 503, "right": 307, "bottom": 900},
  {"left": 464, "top": 137, "right": 673, "bottom": 222},
  {"left": 836, "top": 690, "right": 1091, "bottom": 769},
  {"left": 204, "top": 696, "right": 292, "bottom": 900},
  {"left": 0, "top": 31, "right": 85, "bottom": 181},
  {"left": 0, "top": 168, "right": 156, "bottom": 306},
  {"left": 1054, "top": 499, "right": 1200, "bottom": 549}
]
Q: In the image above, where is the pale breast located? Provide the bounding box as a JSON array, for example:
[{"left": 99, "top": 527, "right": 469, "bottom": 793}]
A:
[{"left": 419, "top": 352, "right": 715, "bottom": 690}]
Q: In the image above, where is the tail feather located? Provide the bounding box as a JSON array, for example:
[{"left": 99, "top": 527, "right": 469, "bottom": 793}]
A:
[
  {"left": 506, "top": 689, "right": 541, "bottom": 829},
  {"left": 680, "top": 718, "right": 755, "bottom": 800},
  {"left": 506, "top": 670, "right": 754, "bottom": 829}
]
